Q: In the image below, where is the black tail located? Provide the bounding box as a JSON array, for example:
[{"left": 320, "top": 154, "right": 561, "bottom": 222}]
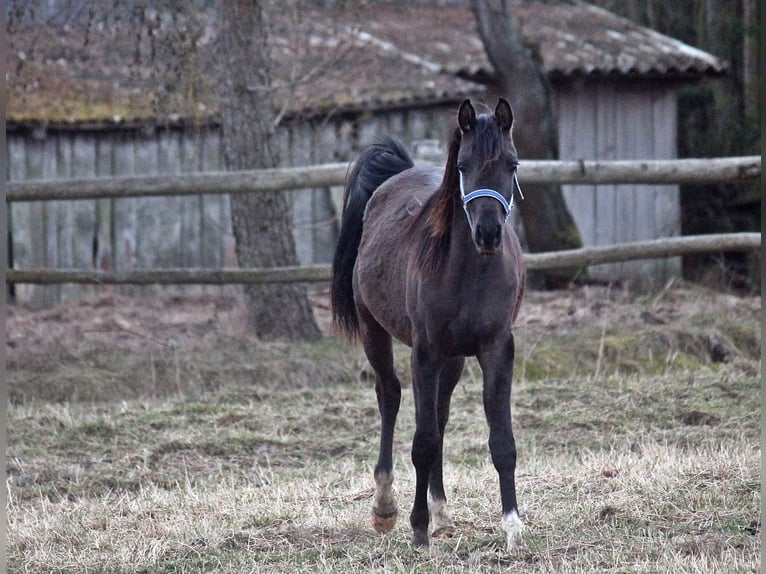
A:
[{"left": 331, "top": 136, "right": 414, "bottom": 339}]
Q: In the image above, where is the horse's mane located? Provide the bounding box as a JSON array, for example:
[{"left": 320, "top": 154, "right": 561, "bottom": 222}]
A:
[
  {"left": 414, "top": 109, "right": 509, "bottom": 277},
  {"left": 410, "top": 126, "right": 461, "bottom": 277},
  {"left": 427, "top": 126, "right": 463, "bottom": 239}
]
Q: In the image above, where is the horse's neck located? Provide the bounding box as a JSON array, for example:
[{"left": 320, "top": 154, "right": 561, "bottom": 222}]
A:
[{"left": 444, "top": 212, "right": 486, "bottom": 276}]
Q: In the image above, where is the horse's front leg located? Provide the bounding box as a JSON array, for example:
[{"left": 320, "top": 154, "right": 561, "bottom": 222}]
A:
[
  {"left": 409, "top": 343, "right": 444, "bottom": 547},
  {"left": 477, "top": 334, "right": 524, "bottom": 551},
  {"left": 359, "top": 311, "right": 402, "bottom": 534},
  {"left": 428, "top": 356, "right": 464, "bottom": 538}
]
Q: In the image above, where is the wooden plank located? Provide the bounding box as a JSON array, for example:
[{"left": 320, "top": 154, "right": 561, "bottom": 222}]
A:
[
  {"left": 7, "top": 156, "right": 761, "bottom": 202},
  {"left": 95, "top": 137, "right": 114, "bottom": 275},
  {"left": 8, "top": 233, "right": 760, "bottom": 285},
  {"left": 558, "top": 83, "right": 598, "bottom": 247},
  {"left": 310, "top": 123, "right": 336, "bottom": 264},
  {"left": 8, "top": 138, "right": 29, "bottom": 243},
  {"left": 358, "top": 113, "right": 381, "bottom": 147},
  {"left": 53, "top": 134, "right": 77, "bottom": 300},
  {"left": 26, "top": 138, "right": 48, "bottom": 308},
  {"left": 632, "top": 89, "right": 657, "bottom": 241},
  {"left": 111, "top": 132, "right": 138, "bottom": 283},
  {"left": 133, "top": 131, "right": 160, "bottom": 270},
  {"left": 157, "top": 130, "right": 184, "bottom": 267},
  {"left": 327, "top": 121, "right": 353, "bottom": 227},
  {"left": 311, "top": 181, "right": 339, "bottom": 264},
  {"left": 652, "top": 87, "right": 682, "bottom": 283},
  {"left": 615, "top": 86, "right": 640, "bottom": 242},
  {"left": 614, "top": 85, "right": 641, "bottom": 282},
  {"left": 524, "top": 233, "right": 760, "bottom": 271},
  {"left": 592, "top": 82, "right": 619, "bottom": 281},
  {"left": 180, "top": 129, "right": 203, "bottom": 268},
  {"left": 199, "top": 129, "right": 232, "bottom": 297},
  {"left": 290, "top": 122, "right": 314, "bottom": 265},
  {"left": 41, "top": 136, "right": 61, "bottom": 305},
  {"left": 630, "top": 86, "right": 659, "bottom": 285},
  {"left": 8, "top": 137, "right": 31, "bottom": 305},
  {"left": 69, "top": 133, "right": 98, "bottom": 300},
  {"left": 54, "top": 135, "right": 73, "bottom": 274},
  {"left": 8, "top": 264, "right": 333, "bottom": 285},
  {"left": 200, "top": 130, "right": 228, "bottom": 269}
]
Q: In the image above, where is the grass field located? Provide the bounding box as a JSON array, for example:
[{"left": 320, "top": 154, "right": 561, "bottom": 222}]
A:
[{"left": 7, "top": 285, "right": 761, "bottom": 572}]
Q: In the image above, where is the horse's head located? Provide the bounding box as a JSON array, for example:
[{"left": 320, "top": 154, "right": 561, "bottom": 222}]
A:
[{"left": 456, "top": 99, "right": 520, "bottom": 255}]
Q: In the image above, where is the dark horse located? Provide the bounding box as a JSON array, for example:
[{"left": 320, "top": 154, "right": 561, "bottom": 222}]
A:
[{"left": 331, "top": 99, "right": 526, "bottom": 550}]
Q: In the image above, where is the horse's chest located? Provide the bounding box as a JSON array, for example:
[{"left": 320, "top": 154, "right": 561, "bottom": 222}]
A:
[{"left": 418, "top": 293, "right": 512, "bottom": 356}]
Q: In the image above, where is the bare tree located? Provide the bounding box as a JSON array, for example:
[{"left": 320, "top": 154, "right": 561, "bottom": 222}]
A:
[
  {"left": 219, "top": 0, "right": 321, "bottom": 340},
  {"left": 471, "top": 0, "right": 583, "bottom": 287}
]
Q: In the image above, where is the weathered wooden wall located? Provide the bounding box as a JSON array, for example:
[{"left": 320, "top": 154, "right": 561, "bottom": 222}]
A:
[
  {"left": 8, "top": 82, "right": 686, "bottom": 308},
  {"left": 7, "top": 127, "right": 230, "bottom": 307},
  {"left": 7, "top": 107, "right": 454, "bottom": 307},
  {"left": 555, "top": 80, "right": 681, "bottom": 287}
]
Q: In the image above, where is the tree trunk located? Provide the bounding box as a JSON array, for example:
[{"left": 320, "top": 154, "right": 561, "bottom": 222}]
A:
[
  {"left": 741, "top": 0, "right": 758, "bottom": 123},
  {"left": 219, "top": 0, "right": 321, "bottom": 340},
  {"left": 471, "top": 0, "right": 583, "bottom": 287}
]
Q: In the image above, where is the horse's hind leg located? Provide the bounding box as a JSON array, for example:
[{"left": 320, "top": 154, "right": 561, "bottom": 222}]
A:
[
  {"left": 429, "top": 356, "right": 464, "bottom": 538},
  {"left": 359, "top": 309, "right": 402, "bottom": 534}
]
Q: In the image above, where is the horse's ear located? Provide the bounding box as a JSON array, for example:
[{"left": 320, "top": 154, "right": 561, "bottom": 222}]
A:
[
  {"left": 495, "top": 98, "right": 514, "bottom": 132},
  {"left": 458, "top": 99, "right": 476, "bottom": 133}
]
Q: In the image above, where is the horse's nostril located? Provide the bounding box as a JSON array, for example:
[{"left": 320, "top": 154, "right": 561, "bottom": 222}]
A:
[
  {"left": 473, "top": 221, "right": 502, "bottom": 251},
  {"left": 482, "top": 223, "right": 501, "bottom": 242}
]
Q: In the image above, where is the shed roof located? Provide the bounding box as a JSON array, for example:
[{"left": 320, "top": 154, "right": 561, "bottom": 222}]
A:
[
  {"left": 351, "top": 2, "right": 726, "bottom": 82},
  {"left": 7, "top": 13, "right": 483, "bottom": 126},
  {"left": 7, "top": 1, "right": 726, "bottom": 127}
]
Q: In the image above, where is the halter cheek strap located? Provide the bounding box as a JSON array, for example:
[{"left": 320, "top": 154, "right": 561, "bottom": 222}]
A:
[{"left": 459, "top": 171, "right": 523, "bottom": 225}]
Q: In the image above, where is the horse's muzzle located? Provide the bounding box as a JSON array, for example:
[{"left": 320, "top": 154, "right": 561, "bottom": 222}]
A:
[{"left": 473, "top": 222, "right": 502, "bottom": 255}]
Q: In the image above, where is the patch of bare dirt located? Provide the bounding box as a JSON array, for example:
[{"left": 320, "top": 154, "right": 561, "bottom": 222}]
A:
[
  {"left": 6, "top": 282, "right": 761, "bottom": 390},
  {"left": 7, "top": 291, "right": 251, "bottom": 364}
]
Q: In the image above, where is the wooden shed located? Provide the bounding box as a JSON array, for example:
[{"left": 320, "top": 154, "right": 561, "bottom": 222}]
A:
[
  {"left": 7, "top": 1, "right": 725, "bottom": 307},
  {"left": 342, "top": 2, "right": 726, "bottom": 286}
]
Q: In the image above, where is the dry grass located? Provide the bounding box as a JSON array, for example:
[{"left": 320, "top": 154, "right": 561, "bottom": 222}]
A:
[
  {"left": 6, "top": 286, "right": 761, "bottom": 573},
  {"left": 8, "top": 440, "right": 759, "bottom": 573}
]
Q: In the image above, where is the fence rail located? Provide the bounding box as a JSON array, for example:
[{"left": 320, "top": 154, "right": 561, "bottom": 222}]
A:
[
  {"left": 7, "top": 157, "right": 761, "bottom": 291},
  {"left": 6, "top": 156, "right": 761, "bottom": 202},
  {"left": 7, "top": 233, "right": 760, "bottom": 285}
]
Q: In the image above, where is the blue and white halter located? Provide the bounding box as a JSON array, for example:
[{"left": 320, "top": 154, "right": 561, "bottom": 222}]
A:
[{"left": 459, "top": 170, "right": 524, "bottom": 225}]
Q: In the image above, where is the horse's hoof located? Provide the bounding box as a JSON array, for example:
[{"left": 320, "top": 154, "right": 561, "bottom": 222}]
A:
[
  {"left": 506, "top": 531, "right": 525, "bottom": 551},
  {"left": 431, "top": 524, "right": 457, "bottom": 539},
  {"left": 371, "top": 509, "right": 398, "bottom": 533},
  {"left": 501, "top": 510, "right": 525, "bottom": 552},
  {"left": 412, "top": 529, "right": 430, "bottom": 547}
]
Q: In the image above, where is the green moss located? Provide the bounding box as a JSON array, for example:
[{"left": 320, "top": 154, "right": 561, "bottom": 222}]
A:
[
  {"left": 64, "top": 419, "right": 116, "bottom": 443},
  {"left": 521, "top": 329, "right": 715, "bottom": 382},
  {"left": 718, "top": 321, "right": 761, "bottom": 359},
  {"left": 553, "top": 223, "right": 584, "bottom": 249}
]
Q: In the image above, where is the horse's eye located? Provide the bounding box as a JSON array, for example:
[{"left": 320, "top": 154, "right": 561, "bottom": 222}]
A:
[{"left": 457, "top": 163, "right": 466, "bottom": 173}]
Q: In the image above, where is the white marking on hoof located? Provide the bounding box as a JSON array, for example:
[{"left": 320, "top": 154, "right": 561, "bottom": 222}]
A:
[
  {"left": 501, "top": 510, "right": 525, "bottom": 551},
  {"left": 428, "top": 492, "right": 456, "bottom": 537},
  {"left": 372, "top": 471, "right": 397, "bottom": 533},
  {"left": 371, "top": 508, "right": 397, "bottom": 533}
]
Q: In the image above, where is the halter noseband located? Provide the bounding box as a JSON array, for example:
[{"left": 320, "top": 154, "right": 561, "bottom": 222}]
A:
[{"left": 459, "top": 170, "right": 523, "bottom": 225}]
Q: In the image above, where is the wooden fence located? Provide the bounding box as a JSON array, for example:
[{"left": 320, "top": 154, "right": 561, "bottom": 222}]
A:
[
  {"left": 6, "top": 156, "right": 761, "bottom": 287},
  {"left": 7, "top": 156, "right": 761, "bottom": 202},
  {"left": 7, "top": 233, "right": 761, "bottom": 285}
]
